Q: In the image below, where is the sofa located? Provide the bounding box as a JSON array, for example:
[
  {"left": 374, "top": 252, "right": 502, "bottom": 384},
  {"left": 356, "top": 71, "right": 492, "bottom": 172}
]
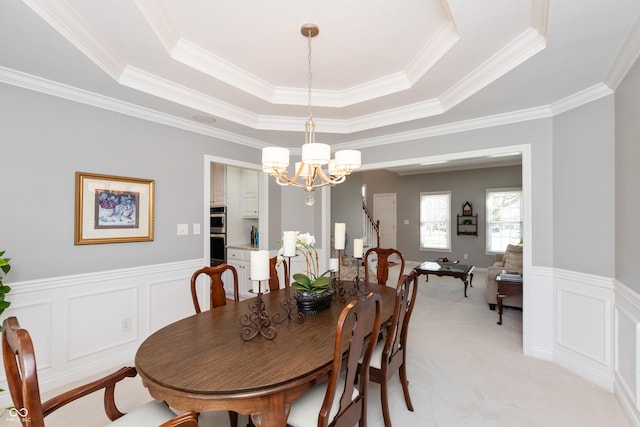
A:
[{"left": 485, "top": 244, "right": 523, "bottom": 310}]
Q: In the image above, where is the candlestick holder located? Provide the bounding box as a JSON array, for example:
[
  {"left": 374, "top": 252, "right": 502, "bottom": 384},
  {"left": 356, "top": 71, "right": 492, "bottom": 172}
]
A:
[
  {"left": 273, "top": 256, "right": 303, "bottom": 323},
  {"left": 331, "top": 269, "right": 347, "bottom": 303},
  {"left": 241, "top": 280, "right": 276, "bottom": 340},
  {"left": 349, "top": 257, "right": 368, "bottom": 297}
]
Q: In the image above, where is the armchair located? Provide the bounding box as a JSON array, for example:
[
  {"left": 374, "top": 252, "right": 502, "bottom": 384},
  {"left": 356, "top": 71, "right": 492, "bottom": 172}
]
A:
[{"left": 485, "top": 244, "right": 523, "bottom": 310}]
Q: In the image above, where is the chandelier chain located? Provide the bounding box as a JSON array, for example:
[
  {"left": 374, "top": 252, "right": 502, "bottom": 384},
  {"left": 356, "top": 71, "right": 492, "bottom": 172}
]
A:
[{"left": 307, "top": 28, "right": 313, "bottom": 121}]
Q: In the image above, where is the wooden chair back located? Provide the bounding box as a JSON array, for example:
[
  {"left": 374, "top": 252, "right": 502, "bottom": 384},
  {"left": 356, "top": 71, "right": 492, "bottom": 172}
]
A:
[
  {"left": 2, "top": 317, "right": 198, "bottom": 427},
  {"left": 190, "top": 264, "right": 239, "bottom": 313},
  {"left": 3, "top": 316, "right": 47, "bottom": 426},
  {"left": 268, "top": 256, "right": 289, "bottom": 291},
  {"left": 320, "top": 292, "right": 382, "bottom": 427},
  {"left": 364, "top": 247, "right": 405, "bottom": 286},
  {"left": 368, "top": 270, "right": 419, "bottom": 426}
]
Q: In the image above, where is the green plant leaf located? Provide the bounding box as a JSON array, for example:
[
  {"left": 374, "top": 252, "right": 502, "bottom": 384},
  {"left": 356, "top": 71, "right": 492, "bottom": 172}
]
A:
[{"left": 312, "top": 276, "right": 332, "bottom": 288}]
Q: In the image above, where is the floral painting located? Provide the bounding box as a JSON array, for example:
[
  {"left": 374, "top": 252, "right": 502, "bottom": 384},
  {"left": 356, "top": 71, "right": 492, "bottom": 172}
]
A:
[
  {"left": 95, "top": 190, "right": 139, "bottom": 228},
  {"left": 75, "top": 172, "right": 154, "bottom": 244}
]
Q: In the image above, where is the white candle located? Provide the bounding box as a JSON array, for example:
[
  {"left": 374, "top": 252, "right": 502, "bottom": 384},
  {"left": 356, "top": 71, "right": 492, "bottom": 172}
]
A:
[
  {"left": 334, "top": 223, "right": 346, "bottom": 250},
  {"left": 353, "top": 238, "right": 364, "bottom": 258},
  {"left": 330, "top": 258, "right": 339, "bottom": 272},
  {"left": 283, "top": 231, "right": 297, "bottom": 257},
  {"left": 250, "top": 250, "right": 270, "bottom": 283}
]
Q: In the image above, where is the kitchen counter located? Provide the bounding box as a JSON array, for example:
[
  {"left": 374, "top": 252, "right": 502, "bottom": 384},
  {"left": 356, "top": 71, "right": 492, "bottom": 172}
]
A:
[{"left": 226, "top": 243, "right": 259, "bottom": 251}]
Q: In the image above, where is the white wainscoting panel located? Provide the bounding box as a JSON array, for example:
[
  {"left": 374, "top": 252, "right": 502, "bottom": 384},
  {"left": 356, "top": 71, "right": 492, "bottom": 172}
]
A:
[
  {"left": 0, "top": 258, "right": 205, "bottom": 408},
  {"left": 614, "top": 279, "right": 640, "bottom": 426},
  {"left": 148, "top": 275, "right": 198, "bottom": 334},
  {"left": 3, "top": 299, "right": 53, "bottom": 370},
  {"left": 67, "top": 285, "right": 138, "bottom": 361},
  {"left": 553, "top": 268, "right": 614, "bottom": 391},
  {"left": 528, "top": 266, "right": 554, "bottom": 360}
]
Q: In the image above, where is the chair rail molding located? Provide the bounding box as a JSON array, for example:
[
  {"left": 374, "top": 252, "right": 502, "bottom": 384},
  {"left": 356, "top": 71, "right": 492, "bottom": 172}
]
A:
[{"left": 0, "top": 258, "right": 206, "bottom": 407}]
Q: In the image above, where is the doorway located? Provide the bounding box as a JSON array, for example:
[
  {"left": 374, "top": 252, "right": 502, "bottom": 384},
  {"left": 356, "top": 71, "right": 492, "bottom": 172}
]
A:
[{"left": 373, "top": 193, "right": 397, "bottom": 251}]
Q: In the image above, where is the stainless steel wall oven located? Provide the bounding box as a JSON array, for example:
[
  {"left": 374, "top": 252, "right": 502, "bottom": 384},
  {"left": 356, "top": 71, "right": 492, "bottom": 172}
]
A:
[
  {"left": 210, "top": 206, "right": 226, "bottom": 265},
  {"left": 210, "top": 206, "right": 226, "bottom": 234}
]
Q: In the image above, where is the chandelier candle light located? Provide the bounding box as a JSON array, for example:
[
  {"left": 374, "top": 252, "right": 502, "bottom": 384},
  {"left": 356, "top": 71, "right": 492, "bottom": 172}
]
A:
[{"left": 261, "top": 24, "right": 361, "bottom": 206}]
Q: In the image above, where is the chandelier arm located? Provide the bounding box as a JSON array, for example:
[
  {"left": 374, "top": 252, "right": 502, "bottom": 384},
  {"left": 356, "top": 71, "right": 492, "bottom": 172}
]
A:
[{"left": 315, "top": 166, "right": 346, "bottom": 185}]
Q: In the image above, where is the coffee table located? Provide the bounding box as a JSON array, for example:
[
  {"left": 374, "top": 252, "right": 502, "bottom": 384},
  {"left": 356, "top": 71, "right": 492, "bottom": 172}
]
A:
[
  {"left": 414, "top": 261, "right": 475, "bottom": 297},
  {"left": 495, "top": 274, "right": 523, "bottom": 325}
]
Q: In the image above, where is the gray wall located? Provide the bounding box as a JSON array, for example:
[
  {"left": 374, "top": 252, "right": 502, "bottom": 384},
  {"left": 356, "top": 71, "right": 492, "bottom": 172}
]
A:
[
  {"left": 330, "top": 172, "right": 364, "bottom": 249},
  {"left": 553, "top": 96, "right": 616, "bottom": 277},
  {"left": 359, "top": 119, "right": 555, "bottom": 268},
  {"left": 0, "top": 83, "right": 259, "bottom": 281},
  {"left": 615, "top": 55, "right": 640, "bottom": 290},
  {"left": 0, "top": 73, "right": 625, "bottom": 287},
  {"left": 360, "top": 166, "right": 522, "bottom": 266}
]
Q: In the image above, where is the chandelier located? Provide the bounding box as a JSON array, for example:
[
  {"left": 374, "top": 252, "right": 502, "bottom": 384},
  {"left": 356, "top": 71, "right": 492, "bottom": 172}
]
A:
[{"left": 262, "top": 24, "right": 361, "bottom": 206}]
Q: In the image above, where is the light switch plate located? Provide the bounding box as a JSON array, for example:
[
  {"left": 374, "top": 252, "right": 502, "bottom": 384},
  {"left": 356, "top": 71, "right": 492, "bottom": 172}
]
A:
[
  {"left": 193, "top": 223, "right": 201, "bottom": 235},
  {"left": 403, "top": 219, "right": 409, "bottom": 225},
  {"left": 177, "top": 224, "right": 189, "bottom": 235}
]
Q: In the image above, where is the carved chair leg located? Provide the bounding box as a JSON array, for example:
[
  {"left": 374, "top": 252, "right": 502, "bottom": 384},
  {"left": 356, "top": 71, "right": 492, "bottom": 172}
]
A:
[{"left": 399, "top": 364, "right": 414, "bottom": 411}]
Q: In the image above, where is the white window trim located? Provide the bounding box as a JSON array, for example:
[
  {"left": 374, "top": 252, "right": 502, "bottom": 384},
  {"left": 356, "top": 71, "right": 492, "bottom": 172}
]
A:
[
  {"left": 485, "top": 187, "right": 522, "bottom": 254},
  {"left": 419, "top": 191, "right": 451, "bottom": 252}
]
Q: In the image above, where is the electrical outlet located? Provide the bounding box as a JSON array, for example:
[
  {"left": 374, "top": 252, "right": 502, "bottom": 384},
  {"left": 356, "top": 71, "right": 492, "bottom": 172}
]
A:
[
  {"left": 193, "top": 223, "right": 201, "bottom": 235},
  {"left": 177, "top": 224, "right": 189, "bottom": 235},
  {"left": 403, "top": 219, "right": 409, "bottom": 225},
  {"left": 464, "top": 253, "right": 468, "bottom": 259},
  {"left": 122, "top": 318, "right": 131, "bottom": 332}
]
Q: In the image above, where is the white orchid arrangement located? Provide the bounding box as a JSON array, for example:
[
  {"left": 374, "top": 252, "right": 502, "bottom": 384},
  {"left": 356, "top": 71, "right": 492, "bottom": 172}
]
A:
[{"left": 277, "top": 232, "right": 332, "bottom": 293}]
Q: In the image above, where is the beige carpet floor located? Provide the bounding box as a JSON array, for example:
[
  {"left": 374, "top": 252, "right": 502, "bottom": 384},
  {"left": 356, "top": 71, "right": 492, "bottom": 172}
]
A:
[{"left": 7, "top": 265, "right": 630, "bottom": 427}]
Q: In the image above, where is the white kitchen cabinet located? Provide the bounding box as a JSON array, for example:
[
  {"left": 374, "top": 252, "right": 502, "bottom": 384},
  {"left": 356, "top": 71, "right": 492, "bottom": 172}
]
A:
[
  {"left": 241, "top": 169, "right": 259, "bottom": 218},
  {"left": 211, "top": 163, "right": 226, "bottom": 205},
  {"left": 225, "top": 248, "right": 253, "bottom": 299}
]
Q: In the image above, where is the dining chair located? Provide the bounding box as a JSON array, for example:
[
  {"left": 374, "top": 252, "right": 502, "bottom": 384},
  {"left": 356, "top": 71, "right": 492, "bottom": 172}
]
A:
[
  {"left": 286, "top": 292, "right": 382, "bottom": 427},
  {"left": 190, "top": 265, "right": 242, "bottom": 427},
  {"left": 364, "top": 247, "right": 405, "bottom": 286},
  {"left": 1, "top": 316, "right": 198, "bottom": 427},
  {"left": 268, "top": 256, "right": 289, "bottom": 291},
  {"left": 362, "top": 271, "right": 418, "bottom": 427},
  {"left": 190, "top": 263, "right": 240, "bottom": 313}
]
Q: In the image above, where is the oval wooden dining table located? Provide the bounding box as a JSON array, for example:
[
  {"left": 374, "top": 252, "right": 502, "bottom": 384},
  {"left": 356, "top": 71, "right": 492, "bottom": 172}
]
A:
[{"left": 135, "top": 283, "right": 396, "bottom": 427}]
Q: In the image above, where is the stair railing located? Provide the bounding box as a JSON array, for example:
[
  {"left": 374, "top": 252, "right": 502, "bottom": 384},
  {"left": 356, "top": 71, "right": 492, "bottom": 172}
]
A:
[{"left": 362, "top": 201, "right": 380, "bottom": 248}]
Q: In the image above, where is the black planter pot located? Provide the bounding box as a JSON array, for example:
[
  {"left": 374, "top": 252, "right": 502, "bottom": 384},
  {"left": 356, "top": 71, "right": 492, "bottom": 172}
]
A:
[{"left": 294, "top": 291, "right": 334, "bottom": 315}]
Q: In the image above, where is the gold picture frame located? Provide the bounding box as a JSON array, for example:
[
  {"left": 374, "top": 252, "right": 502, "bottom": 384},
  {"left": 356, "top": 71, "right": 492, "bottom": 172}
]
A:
[{"left": 74, "top": 172, "right": 154, "bottom": 245}]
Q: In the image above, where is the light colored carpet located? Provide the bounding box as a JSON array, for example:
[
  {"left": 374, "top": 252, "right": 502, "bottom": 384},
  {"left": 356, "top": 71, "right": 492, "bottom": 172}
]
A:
[{"left": 13, "top": 264, "right": 630, "bottom": 427}]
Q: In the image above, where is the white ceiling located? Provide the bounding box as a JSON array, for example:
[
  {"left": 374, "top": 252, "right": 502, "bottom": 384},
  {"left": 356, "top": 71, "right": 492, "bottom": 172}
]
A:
[{"left": 2, "top": 0, "right": 640, "bottom": 172}]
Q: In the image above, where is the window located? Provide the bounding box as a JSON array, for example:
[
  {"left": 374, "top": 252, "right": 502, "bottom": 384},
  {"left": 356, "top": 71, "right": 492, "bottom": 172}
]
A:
[
  {"left": 420, "top": 192, "right": 451, "bottom": 250},
  {"left": 486, "top": 188, "right": 522, "bottom": 253}
]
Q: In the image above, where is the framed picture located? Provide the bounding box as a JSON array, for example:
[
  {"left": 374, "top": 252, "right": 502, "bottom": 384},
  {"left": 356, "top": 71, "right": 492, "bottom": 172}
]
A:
[{"left": 74, "top": 172, "right": 154, "bottom": 244}]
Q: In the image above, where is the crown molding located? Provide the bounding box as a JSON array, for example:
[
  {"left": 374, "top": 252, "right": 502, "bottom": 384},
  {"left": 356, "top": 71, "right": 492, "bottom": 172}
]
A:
[
  {"left": 405, "top": 20, "right": 460, "bottom": 83},
  {"left": 118, "top": 65, "right": 259, "bottom": 128},
  {"left": 22, "top": 0, "right": 123, "bottom": 80},
  {"left": 171, "top": 37, "right": 275, "bottom": 103},
  {"left": 133, "top": 0, "right": 180, "bottom": 53},
  {"left": 333, "top": 105, "right": 553, "bottom": 151},
  {"left": 441, "top": 27, "right": 546, "bottom": 111},
  {"left": 0, "top": 66, "right": 266, "bottom": 149},
  {"left": 1, "top": 62, "right": 618, "bottom": 153},
  {"left": 549, "top": 83, "right": 613, "bottom": 115},
  {"left": 605, "top": 16, "right": 640, "bottom": 90}
]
